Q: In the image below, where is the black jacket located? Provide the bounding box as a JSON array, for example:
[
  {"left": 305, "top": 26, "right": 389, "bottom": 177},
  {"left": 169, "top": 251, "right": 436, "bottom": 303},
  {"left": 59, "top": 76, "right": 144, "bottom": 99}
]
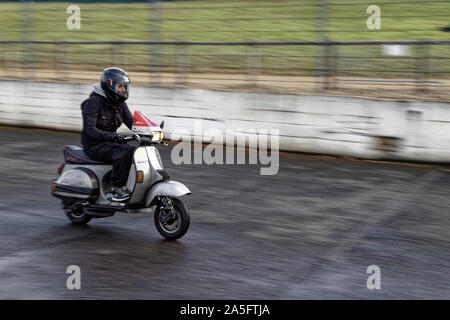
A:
[{"left": 81, "top": 90, "right": 133, "bottom": 148}]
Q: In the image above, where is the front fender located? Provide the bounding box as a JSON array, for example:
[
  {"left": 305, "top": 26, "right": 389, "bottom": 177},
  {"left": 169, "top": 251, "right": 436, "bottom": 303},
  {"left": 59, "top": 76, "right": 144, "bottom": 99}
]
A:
[{"left": 145, "top": 180, "right": 191, "bottom": 207}]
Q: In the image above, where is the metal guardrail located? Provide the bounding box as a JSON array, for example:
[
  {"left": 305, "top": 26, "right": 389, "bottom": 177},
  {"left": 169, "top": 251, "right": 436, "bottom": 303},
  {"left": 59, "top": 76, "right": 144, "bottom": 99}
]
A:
[{"left": 0, "top": 39, "right": 449, "bottom": 99}]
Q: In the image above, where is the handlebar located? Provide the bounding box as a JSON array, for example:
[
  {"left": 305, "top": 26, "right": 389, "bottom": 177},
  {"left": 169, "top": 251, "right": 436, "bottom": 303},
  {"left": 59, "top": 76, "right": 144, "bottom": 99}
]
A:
[
  {"left": 123, "top": 134, "right": 142, "bottom": 144},
  {"left": 123, "top": 133, "right": 168, "bottom": 146},
  {"left": 124, "top": 136, "right": 136, "bottom": 142}
]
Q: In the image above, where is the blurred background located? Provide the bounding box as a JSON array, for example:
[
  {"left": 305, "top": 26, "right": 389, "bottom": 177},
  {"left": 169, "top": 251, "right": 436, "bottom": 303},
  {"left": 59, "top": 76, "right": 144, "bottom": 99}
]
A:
[{"left": 0, "top": 0, "right": 449, "bottom": 99}]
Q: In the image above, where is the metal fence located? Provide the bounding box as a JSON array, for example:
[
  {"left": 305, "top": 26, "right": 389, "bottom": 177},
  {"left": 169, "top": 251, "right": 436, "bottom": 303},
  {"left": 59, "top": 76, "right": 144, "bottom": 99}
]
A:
[
  {"left": 1, "top": 39, "right": 449, "bottom": 99},
  {"left": 0, "top": 0, "right": 450, "bottom": 99}
]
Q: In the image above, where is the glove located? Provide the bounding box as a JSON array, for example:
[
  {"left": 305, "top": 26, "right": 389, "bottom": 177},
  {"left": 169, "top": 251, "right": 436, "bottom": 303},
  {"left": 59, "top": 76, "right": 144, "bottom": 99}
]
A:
[
  {"left": 114, "top": 134, "right": 126, "bottom": 144},
  {"left": 132, "top": 133, "right": 141, "bottom": 143}
]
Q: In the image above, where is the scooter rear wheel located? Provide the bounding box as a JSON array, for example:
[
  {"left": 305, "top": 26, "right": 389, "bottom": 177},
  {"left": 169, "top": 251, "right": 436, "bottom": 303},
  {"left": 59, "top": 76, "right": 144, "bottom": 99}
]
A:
[
  {"left": 64, "top": 201, "right": 92, "bottom": 225},
  {"left": 154, "top": 197, "right": 190, "bottom": 240}
]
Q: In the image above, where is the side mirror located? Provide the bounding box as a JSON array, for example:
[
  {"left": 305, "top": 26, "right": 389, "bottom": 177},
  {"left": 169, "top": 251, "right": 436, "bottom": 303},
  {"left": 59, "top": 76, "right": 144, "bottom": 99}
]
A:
[{"left": 159, "top": 120, "right": 165, "bottom": 129}]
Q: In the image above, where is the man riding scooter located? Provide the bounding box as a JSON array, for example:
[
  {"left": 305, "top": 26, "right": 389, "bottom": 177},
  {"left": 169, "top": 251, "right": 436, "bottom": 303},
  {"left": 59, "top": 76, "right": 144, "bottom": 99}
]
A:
[
  {"left": 81, "top": 67, "right": 136, "bottom": 202},
  {"left": 52, "top": 69, "right": 191, "bottom": 239}
]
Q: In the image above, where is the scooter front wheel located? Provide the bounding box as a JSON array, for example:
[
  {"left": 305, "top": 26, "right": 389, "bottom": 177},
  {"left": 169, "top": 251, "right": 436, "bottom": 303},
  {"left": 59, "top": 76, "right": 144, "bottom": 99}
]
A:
[{"left": 154, "top": 197, "right": 190, "bottom": 240}]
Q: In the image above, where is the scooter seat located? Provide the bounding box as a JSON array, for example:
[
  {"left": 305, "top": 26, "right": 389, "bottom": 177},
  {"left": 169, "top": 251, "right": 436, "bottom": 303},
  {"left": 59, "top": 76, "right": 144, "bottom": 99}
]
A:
[{"left": 63, "top": 145, "right": 106, "bottom": 164}]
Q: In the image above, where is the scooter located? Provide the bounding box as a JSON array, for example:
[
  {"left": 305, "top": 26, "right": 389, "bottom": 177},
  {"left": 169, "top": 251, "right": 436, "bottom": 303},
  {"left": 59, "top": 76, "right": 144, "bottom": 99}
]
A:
[{"left": 51, "top": 111, "right": 191, "bottom": 240}]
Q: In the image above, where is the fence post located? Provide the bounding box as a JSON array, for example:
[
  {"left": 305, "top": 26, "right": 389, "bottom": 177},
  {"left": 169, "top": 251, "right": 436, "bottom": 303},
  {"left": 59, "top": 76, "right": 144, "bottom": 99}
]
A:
[
  {"left": 111, "top": 43, "right": 116, "bottom": 66},
  {"left": 176, "top": 44, "right": 190, "bottom": 86},
  {"left": 0, "top": 44, "right": 4, "bottom": 78},
  {"left": 20, "top": 0, "right": 35, "bottom": 80},
  {"left": 0, "top": 44, "right": 8, "bottom": 79},
  {"left": 246, "top": 44, "right": 260, "bottom": 87},
  {"left": 110, "top": 42, "right": 128, "bottom": 70},
  {"left": 315, "top": 0, "right": 329, "bottom": 92},
  {"left": 14, "top": 44, "right": 20, "bottom": 79},
  {"left": 55, "top": 43, "right": 67, "bottom": 82},
  {"left": 322, "top": 38, "right": 331, "bottom": 90},
  {"left": 121, "top": 43, "right": 128, "bottom": 70},
  {"left": 416, "top": 41, "right": 430, "bottom": 93},
  {"left": 330, "top": 43, "right": 339, "bottom": 90},
  {"left": 148, "top": 0, "right": 162, "bottom": 86},
  {"left": 12, "top": 44, "right": 19, "bottom": 79}
]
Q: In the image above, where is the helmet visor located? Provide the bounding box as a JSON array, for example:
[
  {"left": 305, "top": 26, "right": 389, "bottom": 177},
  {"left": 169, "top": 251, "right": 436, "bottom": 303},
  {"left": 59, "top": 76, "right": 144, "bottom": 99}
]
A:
[{"left": 112, "top": 77, "right": 130, "bottom": 97}]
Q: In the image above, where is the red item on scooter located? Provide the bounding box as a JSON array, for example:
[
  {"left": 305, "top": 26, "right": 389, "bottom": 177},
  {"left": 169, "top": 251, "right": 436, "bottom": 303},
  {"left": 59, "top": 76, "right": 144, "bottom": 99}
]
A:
[{"left": 133, "top": 111, "right": 157, "bottom": 127}]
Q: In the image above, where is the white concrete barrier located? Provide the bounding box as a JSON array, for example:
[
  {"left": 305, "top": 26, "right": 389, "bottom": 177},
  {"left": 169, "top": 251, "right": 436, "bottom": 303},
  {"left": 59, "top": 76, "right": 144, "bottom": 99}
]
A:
[{"left": 1, "top": 80, "right": 450, "bottom": 162}]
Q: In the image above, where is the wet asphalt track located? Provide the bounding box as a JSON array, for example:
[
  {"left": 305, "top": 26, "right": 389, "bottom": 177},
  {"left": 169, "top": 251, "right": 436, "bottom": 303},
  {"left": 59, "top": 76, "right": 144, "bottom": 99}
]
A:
[{"left": 0, "top": 126, "right": 449, "bottom": 299}]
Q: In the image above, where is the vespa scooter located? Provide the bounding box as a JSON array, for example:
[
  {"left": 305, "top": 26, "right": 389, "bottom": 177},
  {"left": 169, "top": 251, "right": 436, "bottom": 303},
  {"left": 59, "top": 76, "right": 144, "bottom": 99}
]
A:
[{"left": 51, "top": 111, "right": 191, "bottom": 240}]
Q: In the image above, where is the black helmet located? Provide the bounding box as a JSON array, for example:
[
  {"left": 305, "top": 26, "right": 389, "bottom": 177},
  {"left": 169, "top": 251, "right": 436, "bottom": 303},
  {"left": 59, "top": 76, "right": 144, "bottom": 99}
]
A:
[{"left": 100, "top": 67, "right": 130, "bottom": 104}]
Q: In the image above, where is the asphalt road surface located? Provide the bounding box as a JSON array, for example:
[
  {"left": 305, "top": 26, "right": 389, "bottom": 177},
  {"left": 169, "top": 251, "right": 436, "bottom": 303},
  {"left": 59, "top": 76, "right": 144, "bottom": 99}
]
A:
[{"left": 0, "top": 126, "right": 449, "bottom": 299}]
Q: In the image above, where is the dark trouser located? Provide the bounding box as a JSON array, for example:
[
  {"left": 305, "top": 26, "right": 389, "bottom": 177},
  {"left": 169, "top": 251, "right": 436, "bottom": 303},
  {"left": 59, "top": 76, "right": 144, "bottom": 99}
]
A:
[{"left": 84, "top": 143, "right": 136, "bottom": 188}]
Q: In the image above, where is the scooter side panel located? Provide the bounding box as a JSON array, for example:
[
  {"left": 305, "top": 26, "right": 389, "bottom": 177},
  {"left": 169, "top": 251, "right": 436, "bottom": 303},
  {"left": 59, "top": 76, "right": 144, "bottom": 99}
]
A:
[
  {"left": 147, "top": 146, "right": 165, "bottom": 187},
  {"left": 128, "top": 147, "right": 151, "bottom": 203},
  {"left": 126, "top": 164, "right": 136, "bottom": 194},
  {"left": 59, "top": 164, "right": 113, "bottom": 204}
]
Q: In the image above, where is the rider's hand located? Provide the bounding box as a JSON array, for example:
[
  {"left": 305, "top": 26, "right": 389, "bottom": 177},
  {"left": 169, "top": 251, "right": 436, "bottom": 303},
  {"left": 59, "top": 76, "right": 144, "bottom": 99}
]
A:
[
  {"left": 132, "top": 133, "right": 141, "bottom": 143},
  {"left": 114, "top": 134, "right": 126, "bottom": 144}
]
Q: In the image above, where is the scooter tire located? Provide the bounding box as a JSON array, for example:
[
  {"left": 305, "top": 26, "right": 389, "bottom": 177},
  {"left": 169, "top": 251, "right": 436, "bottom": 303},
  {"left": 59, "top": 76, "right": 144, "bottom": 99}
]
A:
[
  {"left": 154, "top": 198, "right": 190, "bottom": 240},
  {"left": 65, "top": 207, "right": 92, "bottom": 225}
]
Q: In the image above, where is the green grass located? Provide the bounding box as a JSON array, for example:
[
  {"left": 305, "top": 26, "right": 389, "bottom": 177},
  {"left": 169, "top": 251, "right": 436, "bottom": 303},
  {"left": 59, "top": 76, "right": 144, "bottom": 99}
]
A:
[{"left": 0, "top": 0, "right": 449, "bottom": 78}]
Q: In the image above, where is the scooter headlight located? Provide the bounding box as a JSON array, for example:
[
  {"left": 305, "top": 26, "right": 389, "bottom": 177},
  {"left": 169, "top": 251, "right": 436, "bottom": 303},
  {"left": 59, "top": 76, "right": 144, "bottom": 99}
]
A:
[{"left": 152, "top": 130, "right": 164, "bottom": 142}]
